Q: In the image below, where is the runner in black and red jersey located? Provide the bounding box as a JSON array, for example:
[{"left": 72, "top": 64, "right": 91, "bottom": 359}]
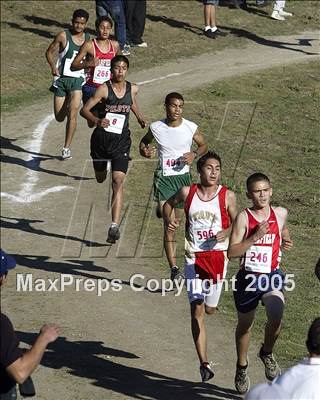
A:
[
  {"left": 162, "top": 151, "right": 237, "bottom": 382},
  {"left": 80, "top": 55, "right": 146, "bottom": 244},
  {"left": 228, "top": 172, "right": 293, "bottom": 395},
  {"left": 72, "top": 15, "right": 119, "bottom": 126}
]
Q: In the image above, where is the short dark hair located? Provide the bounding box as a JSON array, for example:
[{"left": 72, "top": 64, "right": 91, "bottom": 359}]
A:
[
  {"left": 246, "top": 172, "right": 270, "bottom": 192},
  {"left": 111, "top": 55, "right": 129, "bottom": 70},
  {"left": 197, "top": 151, "right": 221, "bottom": 173},
  {"left": 72, "top": 9, "right": 89, "bottom": 22},
  {"left": 95, "top": 15, "right": 113, "bottom": 30},
  {"left": 306, "top": 318, "right": 320, "bottom": 355},
  {"left": 165, "top": 92, "right": 184, "bottom": 105}
]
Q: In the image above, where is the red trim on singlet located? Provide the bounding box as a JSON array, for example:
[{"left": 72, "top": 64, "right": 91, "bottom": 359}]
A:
[
  {"left": 184, "top": 184, "right": 230, "bottom": 231},
  {"left": 86, "top": 39, "right": 116, "bottom": 87},
  {"left": 184, "top": 184, "right": 198, "bottom": 216},
  {"left": 241, "top": 207, "right": 281, "bottom": 272},
  {"left": 218, "top": 186, "right": 230, "bottom": 229}
]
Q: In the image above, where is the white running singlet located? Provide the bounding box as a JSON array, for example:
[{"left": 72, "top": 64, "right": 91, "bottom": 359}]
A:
[{"left": 149, "top": 118, "right": 197, "bottom": 176}]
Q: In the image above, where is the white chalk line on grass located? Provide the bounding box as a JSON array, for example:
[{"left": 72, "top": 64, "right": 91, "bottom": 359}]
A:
[
  {"left": 1, "top": 186, "right": 71, "bottom": 203},
  {"left": 1, "top": 113, "right": 71, "bottom": 204},
  {"left": 1, "top": 70, "right": 190, "bottom": 204},
  {"left": 136, "top": 70, "right": 191, "bottom": 86}
]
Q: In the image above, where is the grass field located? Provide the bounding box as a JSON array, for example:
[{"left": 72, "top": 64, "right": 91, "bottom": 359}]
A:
[
  {"left": 126, "top": 60, "right": 320, "bottom": 368},
  {"left": 1, "top": 0, "right": 319, "bottom": 112},
  {"left": 1, "top": 0, "right": 319, "bottom": 374}
]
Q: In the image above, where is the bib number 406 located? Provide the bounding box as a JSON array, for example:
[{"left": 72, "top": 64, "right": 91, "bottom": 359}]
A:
[{"left": 165, "top": 159, "right": 180, "bottom": 167}]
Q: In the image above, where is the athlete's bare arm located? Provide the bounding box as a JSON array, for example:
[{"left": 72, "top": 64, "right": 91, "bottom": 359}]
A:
[
  {"left": 181, "top": 129, "right": 208, "bottom": 165},
  {"left": 111, "top": 39, "right": 120, "bottom": 55},
  {"left": 80, "top": 84, "right": 109, "bottom": 127},
  {"left": 45, "top": 31, "right": 67, "bottom": 77},
  {"left": 130, "top": 84, "right": 146, "bottom": 128},
  {"left": 163, "top": 187, "right": 190, "bottom": 232},
  {"left": 216, "top": 190, "right": 237, "bottom": 242},
  {"left": 227, "top": 211, "right": 269, "bottom": 258},
  {"left": 139, "top": 128, "right": 156, "bottom": 158},
  {"left": 71, "top": 40, "right": 97, "bottom": 70},
  {"left": 275, "top": 207, "right": 293, "bottom": 251}
]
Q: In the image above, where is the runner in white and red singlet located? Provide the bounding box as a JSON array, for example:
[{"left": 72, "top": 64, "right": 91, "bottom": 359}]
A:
[
  {"left": 72, "top": 16, "right": 119, "bottom": 126},
  {"left": 228, "top": 172, "right": 293, "bottom": 395},
  {"left": 162, "top": 151, "right": 237, "bottom": 382}
]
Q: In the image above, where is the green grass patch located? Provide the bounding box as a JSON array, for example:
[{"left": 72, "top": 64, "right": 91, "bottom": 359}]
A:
[
  {"left": 1, "top": 0, "right": 319, "bottom": 112},
  {"left": 127, "top": 60, "right": 320, "bottom": 368}
]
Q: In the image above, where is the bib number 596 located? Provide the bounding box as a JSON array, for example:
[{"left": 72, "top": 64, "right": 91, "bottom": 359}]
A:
[{"left": 197, "top": 229, "right": 215, "bottom": 240}]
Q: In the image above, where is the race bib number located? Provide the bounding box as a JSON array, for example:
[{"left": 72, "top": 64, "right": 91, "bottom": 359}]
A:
[
  {"left": 192, "top": 226, "right": 217, "bottom": 251},
  {"left": 105, "top": 113, "right": 125, "bottom": 134},
  {"left": 93, "top": 65, "right": 111, "bottom": 84},
  {"left": 162, "top": 157, "right": 188, "bottom": 176},
  {"left": 63, "top": 52, "right": 83, "bottom": 78},
  {"left": 245, "top": 245, "right": 272, "bottom": 273}
]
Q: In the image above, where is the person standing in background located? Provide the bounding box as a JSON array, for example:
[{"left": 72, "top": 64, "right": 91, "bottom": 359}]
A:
[
  {"left": 124, "top": 0, "right": 147, "bottom": 47},
  {"left": 202, "top": 0, "right": 227, "bottom": 39},
  {"left": 271, "top": 0, "right": 293, "bottom": 21},
  {"left": 95, "top": 0, "right": 130, "bottom": 55}
]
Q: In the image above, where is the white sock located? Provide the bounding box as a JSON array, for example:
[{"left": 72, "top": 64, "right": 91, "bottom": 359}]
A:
[
  {"left": 171, "top": 265, "right": 179, "bottom": 270},
  {"left": 205, "top": 25, "right": 211, "bottom": 31},
  {"left": 111, "top": 222, "right": 118, "bottom": 228},
  {"left": 211, "top": 26, "right": 217, "bottom": 32}
]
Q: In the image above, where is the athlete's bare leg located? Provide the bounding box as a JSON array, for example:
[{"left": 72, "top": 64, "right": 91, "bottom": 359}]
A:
[
  {"left": 64, "top": 90, "right": 82, "bottom": 149},
  {"left": 191, "top": 300, "right": 211, "bottom": 364},
  {"left": 204, "top": 4, "right": 216, "bottom": 27},
  {"left": 111, "top": 170, "right": 126, "bottom": 225},
  {"left": 235, "top": 309, "right": 256, "bottom": 366},
  {"left": 54, "top": 96, "right": 68, "bottom": 122},
  {"left": 262, "top": 291, "right": 284, "bottom": 353},
  {"left": 162, "top": 204, "right": 183, "bottom": 268}
]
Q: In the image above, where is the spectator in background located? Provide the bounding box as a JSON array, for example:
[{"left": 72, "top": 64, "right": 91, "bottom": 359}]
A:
[
  {"left": 202, "top": 0, "right": 227, "bottom": 39},
  {"left": 124, "top": 0, "right": 147, "bottom": 47},
  {"left": 271, "top": 0, "right": 293, "bottom": 21},
  {"left": 0, "top": 250, "right": 60, "bottom": 400},
  {"left": 245, "top": 317, "right": 320, "bottom": 399},
  {"left": 230, "top": 0, "right": 270, "bottom": 10},
  {"left": 95, "top": 0, "right": 130, "bottom": 55}
]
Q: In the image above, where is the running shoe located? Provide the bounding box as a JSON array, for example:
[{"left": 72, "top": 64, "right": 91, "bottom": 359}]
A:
[
  {"left": 131, "top": 41, "right": 148, "bottom": 48},
  {"left": 137, "top": 42, "right": 148, "bottom": 48},
  {"left": 271, "top": 10, "right": 285, "bottom": 20},
  {"left": 107, "top": 225, "right": 120, "bottom": 244},
  {"left": 121, "top": 44, "right": 131, "bottom": 56},
  {"left": 200, "top": 362, "right": 215, "bottom": 382},
  {"left": 212, "top": 29, "right": 228, "bottom": 38},
  {"left": 234, "top": 363, "right": 250, "bottom": 394},
  {"left": 279, "top": 9, "right": 293, "bottom": 17},
  {"left": 204, "top": 29, "right": 215, "bottom": 39},
  {"left": 258, "top": 344, "right": 281, "bottom": 380},
  {"left": 61, "top": 148, "right": 72, "bottom": 159},
  {"left": 170, "top": 266, "right": 185, "bottom": 284}
]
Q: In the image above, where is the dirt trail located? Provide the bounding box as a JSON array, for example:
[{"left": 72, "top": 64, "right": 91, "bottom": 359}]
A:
[{"left": 1, "top": 31, "right": 319, "bottom": 399}]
